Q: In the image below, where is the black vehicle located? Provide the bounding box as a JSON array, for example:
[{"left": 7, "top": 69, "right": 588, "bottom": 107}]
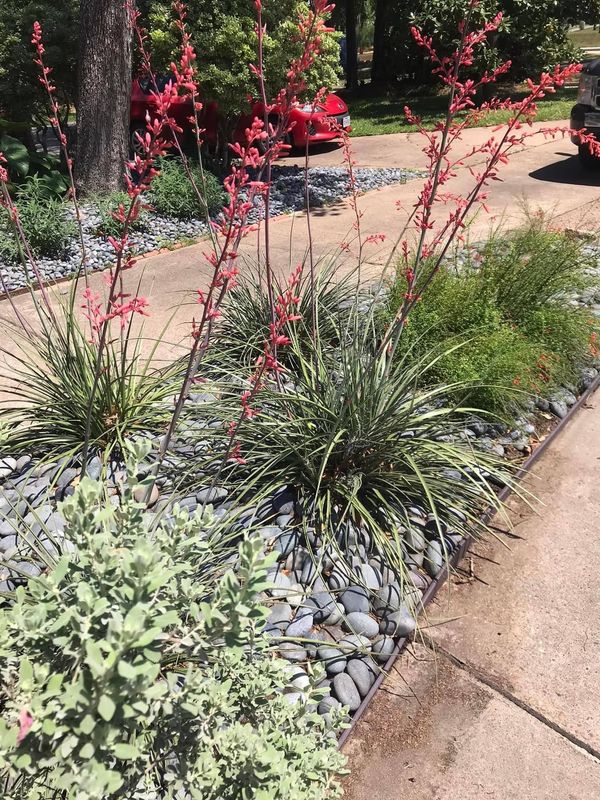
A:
[{"left": 571, "top": 60, "right": 600, "bottom": 168}]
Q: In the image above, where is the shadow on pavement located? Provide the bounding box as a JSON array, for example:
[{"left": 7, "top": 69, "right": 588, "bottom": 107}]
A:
[
  {"left": 280, "top": 141, "right": 344, "bottom": 162},
  {"left": 529, "top": 154, "right": 600, "bottom": 187}
]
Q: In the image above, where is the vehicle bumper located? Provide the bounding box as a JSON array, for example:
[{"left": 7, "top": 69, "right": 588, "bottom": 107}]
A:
[
  {"left": 293, "top": 114, "right": 352, "bottom": 147},
  {"left": 570, "top": 103, "right": 600, "bottom": 145}
]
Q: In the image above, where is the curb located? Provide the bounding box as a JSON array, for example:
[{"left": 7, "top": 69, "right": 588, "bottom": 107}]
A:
[{"left": 338, "top": 372, "right": 600, "bottom": 749}]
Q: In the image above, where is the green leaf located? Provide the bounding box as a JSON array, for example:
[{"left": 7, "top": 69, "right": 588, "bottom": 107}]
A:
[
  {"left": 117, "top": 659, "right": 139, "bottom": 679},
  {"left": 41, "top": 718, "right": 57, "bottom": 736},
  {"left": 79, "top": 742, "right": 95, "bottom": 759},
  {"left": 133, "top": 627, "right": 164, "bottom": 647},
  {"left": 98, "top": 694, "right": 116, "bottom": 722},
  {"left": 0, "top": 135, "right": 30, "bottom": 177},
  {"left": 79, "top": 714, "right": 96, "bottom": 735},
  {"left": 19, "top": 658, "right": 33, "bottom": 685},
  {"left": 85, "top": 640, "right": 105, "bottom": 675},
  {"left": 112, "top": 742, "right": 140, "bottom": 760}
]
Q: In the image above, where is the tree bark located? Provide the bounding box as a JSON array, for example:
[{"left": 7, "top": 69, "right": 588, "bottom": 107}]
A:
[
  {"left": 345, "top": 0, "right": 359, "bottom": 91},
  {"left": 76, "top": 0, "right": 132, "bottom": 195},
  {"left": 371, "top": 0, "right": 386, "bottom": 86}
]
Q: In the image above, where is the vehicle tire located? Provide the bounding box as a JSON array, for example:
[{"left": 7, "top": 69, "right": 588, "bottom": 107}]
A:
[
  {"left": 578, "top": 143, "right": 600, "bottom": 170},
  {"left": 129, "top": 123, "right": 146, "bottom": 156},
  {"left": 256, "top": 116, "right": 291, "bottom": 155}
]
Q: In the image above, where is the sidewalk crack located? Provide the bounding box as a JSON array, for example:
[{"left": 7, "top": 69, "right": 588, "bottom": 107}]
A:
[{"left": 420, "top": 634, "right": 600, "bottom": 764}]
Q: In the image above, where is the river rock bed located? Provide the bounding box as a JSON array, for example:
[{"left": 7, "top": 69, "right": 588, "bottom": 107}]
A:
[
  {"left": 0, "top": 165, "right": 422, "bottom": 294},
  {"left": 1, "top": 361, "right": 597, "bottom": 721}
]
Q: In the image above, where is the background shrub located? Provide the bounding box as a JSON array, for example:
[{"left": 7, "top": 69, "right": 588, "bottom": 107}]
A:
[
  {"left": 384, "top": 222, "right": 599, "bottom": 414},
  {"left": 0, "top": 176, "right": 75, "bottom": 262},
  {"left": 94, "top": 190, "right": 149, "bottom": 239},
  {"left": 149, "top": 158, "right": 226, "bottom": 220},
  {"left": 0, "top": 443, "right": 345, "bottom": 799}
]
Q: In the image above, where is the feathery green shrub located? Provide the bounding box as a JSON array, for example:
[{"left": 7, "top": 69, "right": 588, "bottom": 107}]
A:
[
  {"left": 384, "top": 221, "right": 598, "bottom": 413},
  {"left": 149, "top": 158, "right": 225, "bottom": 220}
]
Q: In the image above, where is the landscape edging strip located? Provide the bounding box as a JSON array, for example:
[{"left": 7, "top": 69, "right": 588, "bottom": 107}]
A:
[{"left": 337, "top": 371, "right": 600, "bottom": 749}]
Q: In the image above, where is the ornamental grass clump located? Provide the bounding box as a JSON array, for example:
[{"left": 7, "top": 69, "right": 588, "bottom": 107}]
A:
[
  {"left": 200, "top": 312, "right": 514, "bottom": 582},
  {"left": 383, "top": 220, "right": 599, "bottom": 413},
  {"left": 94, "top": 190, "right": 149, "bottom": 239},
  {"left": 0, "top": 442, "right": 346, "bottom": 800},
  {"left": 216, "top": 258, "right": 362, "bottom": 369},
  {"left": 0, "top": 301, "right": 184, "bottom": 460}
]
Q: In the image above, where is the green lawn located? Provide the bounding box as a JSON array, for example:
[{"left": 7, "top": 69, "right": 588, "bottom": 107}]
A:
[
  {"left": 568, "top": 27, "right": 600, "bottom": 48},
  {"left": 346, "top": 86, "right": 578, "bottom": 138}
]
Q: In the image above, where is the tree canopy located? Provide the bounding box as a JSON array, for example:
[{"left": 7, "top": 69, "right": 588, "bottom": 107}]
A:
[
  {"left": 0, "top": 0, "right": 77, "bottom": 138},
  {"left": 373, "top": 0, "right": 600, "bottom": 86},
  {"left": 141, "top": 0, "right": 341, "bottom": 128}
]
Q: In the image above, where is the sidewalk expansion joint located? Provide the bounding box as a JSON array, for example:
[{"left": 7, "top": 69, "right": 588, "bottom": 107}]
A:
[{"left": 420, "top": 634, "right": 600, "bottom": 764}]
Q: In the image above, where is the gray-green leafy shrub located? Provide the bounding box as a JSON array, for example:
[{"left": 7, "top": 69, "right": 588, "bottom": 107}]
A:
[
  {"left": 0, "top": 442, "right": 345, "bottom": 799},
  {"left": 149, "top": 158, "right": 226, "bottom": 220},
  {"left": 0, "top": 176, "right": 75, "bottom": 262}
]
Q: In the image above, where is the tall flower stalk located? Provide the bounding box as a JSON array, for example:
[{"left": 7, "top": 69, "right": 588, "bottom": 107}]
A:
[
  {"left": 31, "top": 21, "right": 89, "bottom": 290},
  {"left": 153, "top": 0, "right": 336, "bottom": 469},
  {"left": 380, "top": 0, "right": 600, "bottom": 371}
]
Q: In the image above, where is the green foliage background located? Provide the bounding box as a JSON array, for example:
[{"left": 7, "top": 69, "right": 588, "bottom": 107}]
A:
[
  {"left": 384, "top": 222, "right": 599, "bottom": 414},
  {"left": 375, "top": 0, "right": 600, "bottom": 85},
  {"left": 141, "top": 0, "right": 341, "bottom": 132},
  {"left": 0, "top": 0, "right": 78, "bottom": 132}
]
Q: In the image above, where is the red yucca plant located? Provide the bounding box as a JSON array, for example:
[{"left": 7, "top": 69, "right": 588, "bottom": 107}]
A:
[{"left": 0, "top": 0, "right": 596, "bottom": 481}]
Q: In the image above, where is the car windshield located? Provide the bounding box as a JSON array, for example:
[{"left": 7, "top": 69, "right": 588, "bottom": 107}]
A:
[{"left": 138, "top": 74, "right": 175, "bottom": 94}]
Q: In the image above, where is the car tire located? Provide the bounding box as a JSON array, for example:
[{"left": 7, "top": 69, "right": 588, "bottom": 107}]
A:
[
  {"left": 130, "top": 123, "right": 147, "bottom": 156},
  {"left": 256, "top": 116, "right": 292, "bottom": 155},
  {"left": 578, "top": 144, "right": 600, "bottom": 170}
]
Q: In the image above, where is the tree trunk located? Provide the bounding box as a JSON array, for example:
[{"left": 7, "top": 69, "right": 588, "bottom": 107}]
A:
[
  {"left": 345, "top": 0, "right": 359, "bottom": 91},
  {"left": 371, "top": 0, "right": 386, "bottom": 86},
  {"left": 76, "top": 0, "right": 132, "bottom": 195}
]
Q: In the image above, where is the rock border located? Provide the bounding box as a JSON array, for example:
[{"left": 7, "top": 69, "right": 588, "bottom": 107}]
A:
[{"left": 337, "top": 369, "right": 600, "bottom": 749}]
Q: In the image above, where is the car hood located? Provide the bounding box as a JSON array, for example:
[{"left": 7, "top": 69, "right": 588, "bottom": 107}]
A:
[{"left": 321, "top": 93, "right": 348, "bottom": 115}]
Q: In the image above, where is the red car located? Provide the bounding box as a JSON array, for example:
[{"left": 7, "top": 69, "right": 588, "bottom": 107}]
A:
[{"left": 130, "top": 77, "right": 351, "bottom": 153}]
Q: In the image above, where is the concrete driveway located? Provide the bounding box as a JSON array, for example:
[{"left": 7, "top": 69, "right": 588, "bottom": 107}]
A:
[{"left": 2, "top": 120, "right": 600, "bottom": 360}]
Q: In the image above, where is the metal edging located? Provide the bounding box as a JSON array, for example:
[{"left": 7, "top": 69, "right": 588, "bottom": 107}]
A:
[{"left": 338, "top": 372, "right": 600, "bottom": 749}]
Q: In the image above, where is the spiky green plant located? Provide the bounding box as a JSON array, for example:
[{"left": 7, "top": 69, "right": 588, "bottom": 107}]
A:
[
  {"left": 0, "top": 295, "right": 183, "bottom": 461},
  {"left": 191, "top": 314, "right": 516, "bottom": 583},
  {"left": 216, "top": 259, "right": 364, "bottom": 369}
]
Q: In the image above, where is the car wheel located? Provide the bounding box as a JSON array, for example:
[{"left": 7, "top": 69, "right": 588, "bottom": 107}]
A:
[
  {"left": 130, "top": 124, "right": 147, "bottom": 156},
  {"left": 578, "top": 144, "right": 600, "bottom": 170}
]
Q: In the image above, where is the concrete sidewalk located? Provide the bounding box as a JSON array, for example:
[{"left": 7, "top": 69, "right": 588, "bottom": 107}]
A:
[{"left": 342, "top": 394, "right": 600, "bottom": 799}]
